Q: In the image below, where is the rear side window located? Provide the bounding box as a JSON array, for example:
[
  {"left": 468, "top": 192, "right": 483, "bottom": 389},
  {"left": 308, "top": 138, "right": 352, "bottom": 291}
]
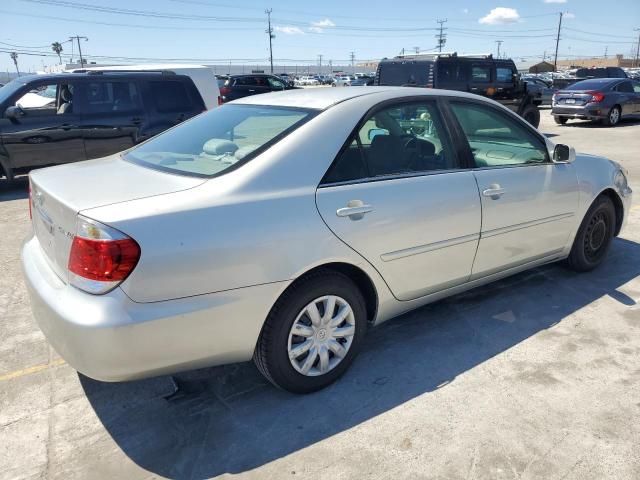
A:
[
  {"left": 234, "top": 77, "right": 257, "bottom": 86},
  {"left": 378, "top": 62, "right": 431, "bottom": 86},
  {"left": 150, "top": 81, "right": 190, "bottom": 113},
  {"left": 496, "top": 67, "right": 513, "bottom": 82},
  {"left": 83, "top": 81, "right": 141, "bottom": 113},
  {"left": 471, "top": 64, "right": 491, "bottom": 82},
  {"left": 616, "top": 81, "right": 634, "bottom": 93},
  {"left": 124, "top": 105, "right": 315, "bottom": 177},
  {"left": 436, "top": 62, "right": 470, "bottom": 83}
]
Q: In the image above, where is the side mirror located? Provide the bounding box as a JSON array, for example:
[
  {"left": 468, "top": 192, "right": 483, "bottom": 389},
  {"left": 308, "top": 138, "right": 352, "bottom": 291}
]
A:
[
  {"left": 5, "top": 106, "right": 25, "bottom": 120},
  {"left": 367, "top": 128, "right": 389, "bottom": 142},
  {"left": 553, "top": 144, "right": 575, "bottom": 163}
]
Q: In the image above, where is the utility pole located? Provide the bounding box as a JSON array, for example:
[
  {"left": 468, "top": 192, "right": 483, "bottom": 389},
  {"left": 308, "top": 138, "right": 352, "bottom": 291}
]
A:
[
  {"left": 10, "top": 52, "right": 19, "bottom": 76},
  {"left": 414, "top": 46, "right": 420, "bottom": 55},
  {"left": 318, "top": 54, "right": 323, "bottom": 74},
  {"left": 604, "top": 45, "right": 608, "bottom": 58},
  {"left": 328, "top": 59, "right": 332, "bottom": 73},
  {"left": 495, "top": 40, "right": 503, "bottom": 59},
  {"left": 634, "top": 28, "right": 640, "bottom": 68},
  {"left": 436, "top": 19, "right": 447, "bottom": 53},
  {"left": 553, "top": 12, "right": 563, "bottom": 72},
  {"left": 350, "top": 51, "right": 355, "bottom": 74},
  {"left": 265, "top": 8, "right": 274, "bottom": 74},
  {"left": 69, "top": 35, "right": 88, "bottom": 66}
]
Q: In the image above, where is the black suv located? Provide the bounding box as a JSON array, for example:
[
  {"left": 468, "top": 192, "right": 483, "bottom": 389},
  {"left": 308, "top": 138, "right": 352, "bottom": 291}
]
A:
[
  {"left": 375, "top": 53, "right": 542, "bottom": 127},
  {"left": 0, "top": 71, "right": 205, "bottom": 181},
  {"left": 219, "top": 74, "right": 297, "bottom": 103}
]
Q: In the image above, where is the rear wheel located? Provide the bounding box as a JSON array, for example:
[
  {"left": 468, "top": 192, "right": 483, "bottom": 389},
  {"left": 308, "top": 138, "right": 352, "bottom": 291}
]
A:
[
  {"left": 254, "top": 271, "right": 367, "bottom": 393},
  {"left": 522, "top": 104, "right": 540, "bottom": 128},
  {"left": 566, "top": 195, "right": 616, "bottom": 272},
  {"left": 554, "top": 116, "right": 568, "bottom": 125},
  {"left": 602, "top": 106, "right": 621, "bottom": 127}
]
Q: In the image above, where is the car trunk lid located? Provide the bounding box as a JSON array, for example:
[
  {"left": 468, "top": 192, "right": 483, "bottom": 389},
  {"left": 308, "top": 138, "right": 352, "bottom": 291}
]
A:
[
  {"left": 554, "top": 90, "right": 594, "bottom": 106},
  {"left": 29, "top": 155, "right": 206, "bottom": 283}
]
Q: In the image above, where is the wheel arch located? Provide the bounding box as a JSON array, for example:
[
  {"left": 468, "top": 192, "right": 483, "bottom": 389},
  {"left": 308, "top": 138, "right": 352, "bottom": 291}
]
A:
[{"left": 598, "top": 188, "right": 624, "bottom": 236}]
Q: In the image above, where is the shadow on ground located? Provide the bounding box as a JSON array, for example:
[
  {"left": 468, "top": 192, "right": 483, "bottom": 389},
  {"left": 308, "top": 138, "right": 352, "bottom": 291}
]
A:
[
  {"left": 559, "top": 116, "right": 640, "bottom": 129},
  {"left": 81, "top": 238, "right": 640, "bottom": 479},
  {"left": 0, "top": 176, "right": 28, "bottom": 202}
]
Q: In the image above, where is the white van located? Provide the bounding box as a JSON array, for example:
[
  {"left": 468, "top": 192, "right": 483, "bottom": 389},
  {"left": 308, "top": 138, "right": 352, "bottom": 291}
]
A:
[{"left": 69, "top": 64, "right": 221, "bottom": 110}]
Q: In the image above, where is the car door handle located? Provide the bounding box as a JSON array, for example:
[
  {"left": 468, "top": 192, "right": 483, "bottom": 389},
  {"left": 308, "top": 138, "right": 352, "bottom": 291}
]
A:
[
  {"left": 482, "top": 185, "right": 505, "bottom": 199},
  {"left": 336, "top": 201, "right": 373, "bottom": 220},
  {"left": 248, "top": 89, "right": 256, "bottom": 92}
]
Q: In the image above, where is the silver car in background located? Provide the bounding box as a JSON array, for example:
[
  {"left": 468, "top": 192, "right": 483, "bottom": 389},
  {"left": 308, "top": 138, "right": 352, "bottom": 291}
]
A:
[{"left": 22, "top": 87, "right": 632, "bottom": 393}]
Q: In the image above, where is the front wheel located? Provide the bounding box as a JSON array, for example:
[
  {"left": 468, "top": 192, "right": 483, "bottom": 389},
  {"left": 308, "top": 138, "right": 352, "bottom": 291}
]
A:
[
  {"left": 254, "top": 271, "right": 367, "bottom": 393},
  {"left": 566, "top": 195, "right": 616, "bottom": 272}
]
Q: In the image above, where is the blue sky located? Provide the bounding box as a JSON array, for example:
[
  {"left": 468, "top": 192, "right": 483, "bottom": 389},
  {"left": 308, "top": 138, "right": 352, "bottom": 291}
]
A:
[{"left": 1, "top": 0, "right": 639, "bottom": 72}]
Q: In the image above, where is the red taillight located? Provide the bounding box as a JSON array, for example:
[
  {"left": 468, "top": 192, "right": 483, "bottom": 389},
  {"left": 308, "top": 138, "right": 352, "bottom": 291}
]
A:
[
  {"left": 67, "top": 216, "right": 140, "bottom": 294},
  {"left": 219, "top": 86, "right": 231, "bottom": 99},
  {"left": 588, "top": 91, "right": 605, "bottom": 103},
  {"left": 68, "top": 237, "right": 140, "bottom": 282},
  {"left": 217, "top": 95, "right": 224, "bottom": 106}
]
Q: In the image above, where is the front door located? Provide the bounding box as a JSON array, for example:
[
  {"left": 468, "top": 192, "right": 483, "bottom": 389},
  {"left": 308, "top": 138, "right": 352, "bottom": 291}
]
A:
[
  {"left": 0, "top": 80, "right": 85, "bottom": 170},
  {"left": 316, "top": 99, "right": 481, "bottom": 301},
  {"left": 447, "top": 100, "right": 580, "bottom": 278}
]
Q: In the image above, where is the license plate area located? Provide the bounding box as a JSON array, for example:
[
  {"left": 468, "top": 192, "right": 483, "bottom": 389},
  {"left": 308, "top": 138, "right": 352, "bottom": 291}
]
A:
[{"left": 565, "top": 98, "right": 576, "bottom": 104}]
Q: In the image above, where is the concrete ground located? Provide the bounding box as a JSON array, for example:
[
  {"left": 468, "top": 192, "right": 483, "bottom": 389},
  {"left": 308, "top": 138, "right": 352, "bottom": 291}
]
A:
[{"left": 1, "top": 111, "right": 640, "bottom": 480}]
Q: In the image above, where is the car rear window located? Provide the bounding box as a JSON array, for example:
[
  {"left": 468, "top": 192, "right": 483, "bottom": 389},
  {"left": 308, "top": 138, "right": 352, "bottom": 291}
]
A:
[
  {"left": 566, "top": 79, "right": 613, "bottom": 90},
  {"left": 124, "top": 104, "right": 315, "bottom": 177},
  {"left": 378, "top": 62, "right": 431, "bottom": 86}
]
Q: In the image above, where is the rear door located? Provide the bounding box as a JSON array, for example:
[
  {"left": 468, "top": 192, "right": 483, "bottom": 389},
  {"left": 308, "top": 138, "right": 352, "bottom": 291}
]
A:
[
  {"left": 614, "top": 81, "right": 636, "bottom": 116},
  {"left": 0, "top": 79, "right": 85, "bottom": 169},
  {"left": 447, "top": 100, "right": 579, "bottom": 278},
  {"left": 632, "top": 81, "right": 640, "bottom": 113},
  {"left": 316, "top": 98, "right": 481, "bottom": 301},
  {"left": 75, "top": 78, "right": 147, "bottom": 159},
  {"left": 231, "top": 76, "right": 270, "bottom": 99},
  {"left": 144, "top": 78, "right": 201, "bottom": 137}
]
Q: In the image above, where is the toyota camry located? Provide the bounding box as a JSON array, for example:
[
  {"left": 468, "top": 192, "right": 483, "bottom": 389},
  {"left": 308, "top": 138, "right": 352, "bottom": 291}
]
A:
[{"left": 22, "top": 87, "right": 632, "bottom": 393}]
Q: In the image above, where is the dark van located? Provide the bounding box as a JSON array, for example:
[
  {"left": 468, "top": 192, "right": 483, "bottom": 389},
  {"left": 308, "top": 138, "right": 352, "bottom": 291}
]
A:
[{"left": 0, "top": 71, "right": 205, "bottom": 181}]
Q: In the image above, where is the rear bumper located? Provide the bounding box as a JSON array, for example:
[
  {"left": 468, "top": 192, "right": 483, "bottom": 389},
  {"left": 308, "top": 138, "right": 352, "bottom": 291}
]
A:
[
  {"left": 551, "top": 105, "right": 607, "bottom": 120},
  {"left": 21, "top": 234, "right": 288, "bottom": 381}
]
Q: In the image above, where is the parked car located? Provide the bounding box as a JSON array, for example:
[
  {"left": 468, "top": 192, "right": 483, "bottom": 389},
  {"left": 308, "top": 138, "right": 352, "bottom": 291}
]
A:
[
  {"left": 0, "top": 71, "right": 205, "bottom": 181},
  {"left": 22, "top": 87, "right": 632, "bottom": 393},
  {"left": 524, "top": 77, "right": 554, "bottom": 106},
  {"left": 219, "top": 74, "right": 295, "bottom": 102},
  {"left": 294, "top": 76, "right": 320, "bottom": 87},
  {"left": 332, "top": 75, "right": 352, "bottom": 87},
  {"left": 552, "top": 67, "right": 628, "bottom": 90},
  {"left": 552, "top": 78, "right": 640, "bottom": 126},
  {"left": 375, "top": 53, "right": 542, "bottom": 127},
  {"left": 72, "top": 64, "right": 221, "bottom": 110},
  {"left": 350, "top": 76, "right": 374, "bottom": 86}
]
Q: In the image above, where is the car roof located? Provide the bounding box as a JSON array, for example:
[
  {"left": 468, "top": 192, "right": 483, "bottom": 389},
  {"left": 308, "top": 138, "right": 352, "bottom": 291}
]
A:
[
  {"left": 231, "top": 86, "right": 484, "bottom": 110},
  {"left": 10, "top": 72, "right": 186, "bottom": 83},
  {"left": 229, "top": 73, "right": 274, "bottom": 78}
]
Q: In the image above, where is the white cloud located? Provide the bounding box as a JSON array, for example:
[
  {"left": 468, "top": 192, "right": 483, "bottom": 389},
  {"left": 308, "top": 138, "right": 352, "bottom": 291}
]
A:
[
  {"left": 479, "top": 7, "right": 521, "bottom": 25},
  {"left": 543, "top": 0, "right": 567, "bottom": 3},
  {"left": 309, "top": 18, "right": 335, "bottom": 33},
  {"left": 275, "top": 25, "right": 304, "bottom": 35}
]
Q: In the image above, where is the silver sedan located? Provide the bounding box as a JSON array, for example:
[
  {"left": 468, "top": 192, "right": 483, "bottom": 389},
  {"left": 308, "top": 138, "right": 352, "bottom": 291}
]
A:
[{"left": 22, "top": 87, "right": 632, "bottom": 393}]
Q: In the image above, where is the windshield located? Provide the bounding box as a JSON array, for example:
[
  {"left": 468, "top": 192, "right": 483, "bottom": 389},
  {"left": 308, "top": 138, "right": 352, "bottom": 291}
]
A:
[
  {"left": 0, "top": 79, "right": 27, "bottom": 103},
  {"left": 124, "top": 104, "right": 316, "bottom": 177}
]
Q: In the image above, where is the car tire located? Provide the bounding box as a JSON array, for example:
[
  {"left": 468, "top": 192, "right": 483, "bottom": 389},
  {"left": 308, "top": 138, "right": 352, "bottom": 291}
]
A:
[
  {"left": 602, "top": 105, "right": 621, "bottom": 127},
  {"left": 554, "top": 116, "right": 568, "bottom": 125},
  {"left": 522, "top": 105, "right": 541, "bottom": 128},
  {"left": 254, "top": 270, "right": 367, "bottom": 393},
  {"left": 566, "top": 195, "right": 616, "bottom": 272}
]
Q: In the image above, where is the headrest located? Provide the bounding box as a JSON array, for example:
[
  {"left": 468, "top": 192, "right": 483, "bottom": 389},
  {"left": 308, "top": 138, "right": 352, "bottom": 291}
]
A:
[
  {"left": 202, "top": 139, "right": 238, "bottom": 156},
  {"left": 60, "top": 88, "right": 72, "bottom": 102}
]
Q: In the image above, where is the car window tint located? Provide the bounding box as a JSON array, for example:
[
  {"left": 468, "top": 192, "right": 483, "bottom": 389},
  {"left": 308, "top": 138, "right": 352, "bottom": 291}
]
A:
[
  {"left": 14, "top": 84, "right": 58, "bottom": 111},
  {"left": 150, "top": 81, "right": 190, "bottom": 113},
  {"left": 323, "top": 101, "right": 455, "bottom": 184},
  {"left": 124, "top": 105, "right": 313, "bottom": 177},
  {"left": 633, "top": 82, "right": 640, "bottom": 93},
  {"left": 83, "top": 81, "right": 141, "bottom": 114},
  {"left": 616, "top": 81, "right": 634, "bottom": 93},
  {"left": 437, "top": 62, "right": 469, "bottom": 83},
  {"left": 450, "top": 102, "right": 547, "bottom": 167},
  {"left": 267, "top": 77, "right": 285, "bottom": 89},
  {"left": 471, "top": 64, "right": 491, "bottom": 82},
  {"left": 496, "top": 67, "right": 513, "bottom": 82}
]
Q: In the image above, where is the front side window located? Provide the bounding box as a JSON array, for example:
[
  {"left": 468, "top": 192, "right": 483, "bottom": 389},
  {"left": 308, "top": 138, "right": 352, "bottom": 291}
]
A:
[
  {"left": 10, "top": 82, "right": 75, "bottom": 115},
  {"left": 450, "top": 102, "right": 548, "bottom": 167},
  {"left": 82, "top": 81, "right": 141, "bottom": 113},
  {"left": 323, "top": 101, "right": 455, "bottom": 184},
  {"left": 124, "top": 104, "right": 314, "bottom": 177},
  {"left": 267, "top": 77, "right": 285, "bottom": 89}
]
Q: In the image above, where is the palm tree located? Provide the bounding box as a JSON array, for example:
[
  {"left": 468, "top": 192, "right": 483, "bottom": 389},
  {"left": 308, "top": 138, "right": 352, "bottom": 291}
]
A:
[
  {"left": 10, "top": 52, "right": 19, "bottom": 77},
  {"left": 51, "top": 42, "right": 63, "bottom": 64}
]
